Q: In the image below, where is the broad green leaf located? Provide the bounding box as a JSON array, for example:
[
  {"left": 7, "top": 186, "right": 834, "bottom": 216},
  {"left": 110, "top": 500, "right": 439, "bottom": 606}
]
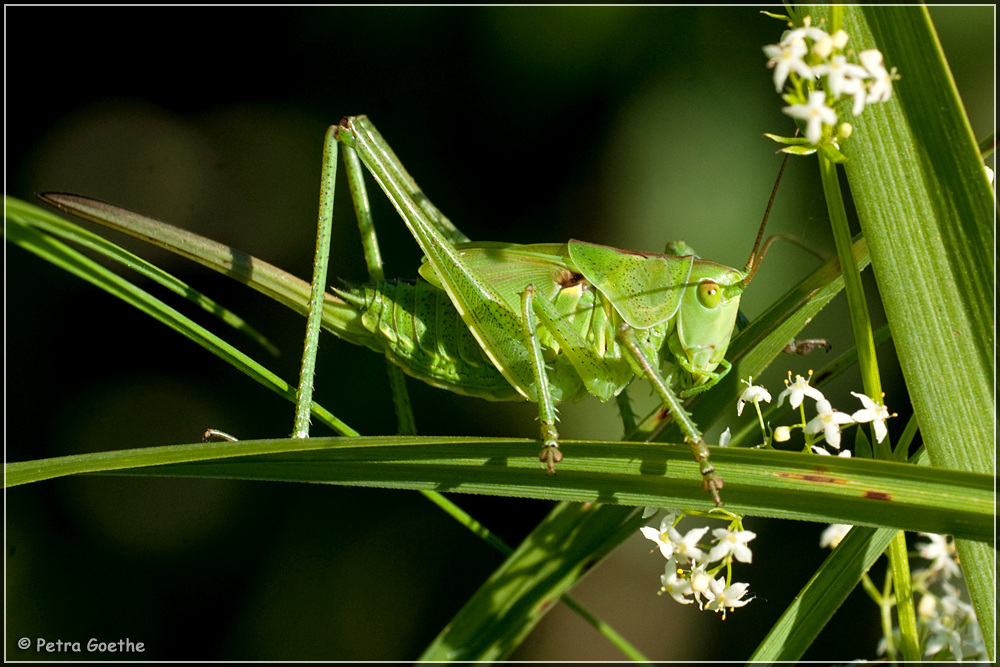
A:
[{"left": 801, "top": 5, "right": 996, "bottom": 656}]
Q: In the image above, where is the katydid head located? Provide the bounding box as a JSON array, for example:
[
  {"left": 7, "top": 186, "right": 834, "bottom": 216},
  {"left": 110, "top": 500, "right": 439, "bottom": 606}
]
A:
[{"left": 672, "top": 261, "right": 746, "bottom": 378}]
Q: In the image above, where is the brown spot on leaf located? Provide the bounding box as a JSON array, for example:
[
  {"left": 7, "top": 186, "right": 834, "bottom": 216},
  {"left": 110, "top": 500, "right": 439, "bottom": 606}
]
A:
[
  {"left": 803, "top": 474, "right": 841, "bottom": 484},
  {"left": 864, "top": 490, "right": 892, "bottom": 501},
  {"left": 774, "top": 471, "right": 842, "bottom": 484}
]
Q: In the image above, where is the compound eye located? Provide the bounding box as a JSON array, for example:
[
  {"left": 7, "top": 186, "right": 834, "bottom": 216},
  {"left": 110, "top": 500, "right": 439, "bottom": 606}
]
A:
[{"left": 697, "top": 280, "right": 721, "bottom": 309}]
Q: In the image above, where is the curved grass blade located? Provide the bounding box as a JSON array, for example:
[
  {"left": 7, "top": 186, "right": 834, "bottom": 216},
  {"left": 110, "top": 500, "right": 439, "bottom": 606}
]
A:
[
  {"left": 5, "top": 210, "right": 353, "bottom": 437},
  {"left": 752, "top": 524, "right": 897, "bottom": 661},
  {"left": 35, "top": 193, "right": 321, "bottom": 318},
  {"left": 7, "top": 195, "right": 279, "bottom": 356}
]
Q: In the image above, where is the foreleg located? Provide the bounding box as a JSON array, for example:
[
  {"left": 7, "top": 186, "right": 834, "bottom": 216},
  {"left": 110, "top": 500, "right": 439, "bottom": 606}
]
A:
[{"left": 617, "top": 323, "right": 724, "bottom": 506}]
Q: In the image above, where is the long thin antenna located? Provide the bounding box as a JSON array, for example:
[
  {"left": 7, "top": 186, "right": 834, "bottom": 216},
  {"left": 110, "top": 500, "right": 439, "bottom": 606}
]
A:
[{"left": 742, "top": 151, "right": 791, "bottom": 288}]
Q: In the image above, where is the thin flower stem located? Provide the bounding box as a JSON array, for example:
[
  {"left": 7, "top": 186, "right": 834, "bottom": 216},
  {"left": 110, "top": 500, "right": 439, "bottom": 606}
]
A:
[
  {"left": 754, "top": 403, "right": 767, "bottom": 443},
  {"left": 561, "top": 597, "right": 651, "bottom": 662},
  {"left": 880, "top": 569, "right": 898, "bottom": 662},
  {"left": 888, "top": 532, "right": 922, "bottom": 661},
  {"left": 829, "top": 6, "right": 843, "bottom": 34},
  {"left": 817, "top": 152, "right": 884, "bottom": 435},
  {"left": 859, "top": 572, "right": 882, "bottom": 604}
]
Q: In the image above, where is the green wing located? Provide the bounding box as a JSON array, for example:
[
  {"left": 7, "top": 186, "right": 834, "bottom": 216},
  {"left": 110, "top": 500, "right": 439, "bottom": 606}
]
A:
[
  {"left": 418, "top": 242, "right": 573, "bottom": 313},
  {"left": 567, "top": 240, "right": 694, "bottom": 329}
]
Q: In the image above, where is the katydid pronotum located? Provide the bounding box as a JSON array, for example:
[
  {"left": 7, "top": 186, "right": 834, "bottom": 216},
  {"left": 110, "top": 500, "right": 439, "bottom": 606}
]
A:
[{"left": 41, "top": 115, "right": 789, "bottom": 506}]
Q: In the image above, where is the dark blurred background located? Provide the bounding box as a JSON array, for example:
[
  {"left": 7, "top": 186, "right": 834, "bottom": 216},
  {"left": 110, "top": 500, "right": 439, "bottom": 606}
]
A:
[{"left": 6, "top": 6, "right": 993, "bottom": 660}]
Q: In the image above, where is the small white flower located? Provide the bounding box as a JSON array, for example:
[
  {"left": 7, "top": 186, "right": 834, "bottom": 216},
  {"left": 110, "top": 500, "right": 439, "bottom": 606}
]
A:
[
  {"left": 783, "top": 90, "right": 838, "bottom": 145},
  {"left": 810, "top": 445, "right": 852, "bottom": 457},
  {"left": 940, "top": 581, "right": 976, "bottom": 618},
  {"left": 813, "top": 54, "right": 869, "bottom": 99},
  {"left": 738, "top": 379, "right": 772, "bottom": 416},
  {"left": 672, "top": 525, "right": 709, "bottom": 564},
  {"left": 719, "top": 427, "right": 731, "bottom": 447},
  {"left": 831, "top": 29, "right": 850, "bottom": 49},
  {"left": 780, "top": 16, "right": 829, "bottom": 46},
  {"left": 917, "top": 592, "right": 939, "bottom": 621},
  {"left": 707, "top": 578, "right": 752, "bottom": 619},
  {"left": 773, "top": 425, "right": 791, "bottom": 442},
  {"left": 805, "top": 399, "right": 854, "bottom": 448},
  {"left": 850, "top": 392, "right": 891, "bottom": 443},
  {"left": 688, "top": 565, "right": 714, "bottom": 609},
  {"left": 820, "top": 523, "right": 852, "bottom": 549},
  {"left": 763, "top": 38, "right": 813, "bottom": 93},
  {"left": 916, "top": 532, "right": 961, "bottom": 580},
  {"left": 640, "top": 515, "right": 679, "bottom": 560},
  {"left": 859, "top": 49, "right": 894, "bottom": 103},
  {"left": 850, "top": 86, "right": 868, "bottom": 116},
  {"left": 776, "top": 373, "right": 825, "bottom": 409},
  {"left": 924, "top": 616, "right": 964, "bottom": 659},
  {"left": 660, "top": 565, "right": 694, "bottom": 605},
  {"left": 707, "top": 527, "right": 757, "bottom": 564},
  {"left": 812, "top": 28, "right": 850, "bottom": 60},
  {"left": 859, "top": 49, "right": 885, "bottom": 73},
  {"left": 866, "top": 72, "right": 894, "bottom": 104}
]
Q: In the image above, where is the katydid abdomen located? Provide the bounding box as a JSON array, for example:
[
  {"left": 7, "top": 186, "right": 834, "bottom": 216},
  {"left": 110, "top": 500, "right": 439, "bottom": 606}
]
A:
[
  {"left": 325, "top": 269, "right": 624, "bottom": 405},
  {"left": 328, "top": 278, "right": 523, "bottom": 401}
]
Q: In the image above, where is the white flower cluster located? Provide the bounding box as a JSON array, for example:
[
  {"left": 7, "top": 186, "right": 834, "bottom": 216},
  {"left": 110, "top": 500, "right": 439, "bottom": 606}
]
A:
[
  {"left": 763, "top": 16, "right": 898, "bottom": 149},
  {"left": 640, "top": 509, "right": 755, "bottom": 619},
  {"left": 878, "top": 533, "right": 986, "bottom": 661},
  {"left": 736, "top": 371, "right": 893, "bottom": 453}
]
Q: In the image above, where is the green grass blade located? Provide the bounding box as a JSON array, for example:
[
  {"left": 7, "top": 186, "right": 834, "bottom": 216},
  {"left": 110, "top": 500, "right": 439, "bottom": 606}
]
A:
[
  {"left": 6, "top": 436, "right": 991, "bottom": 543},
  {"left": 5, "top": 211, "right": 354, "bottom": 437},
  {"left": 6, "top": 195, "right": 279, "bottom": 356},
  {"left": 35, "top": 192, "right": 320, "bottom": 318},
  {"left": 750, "top": 525, "right": 897, "bottom": 661},
  {"left": 418, "top": 502, "right": 643, "bottom": 661}
]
